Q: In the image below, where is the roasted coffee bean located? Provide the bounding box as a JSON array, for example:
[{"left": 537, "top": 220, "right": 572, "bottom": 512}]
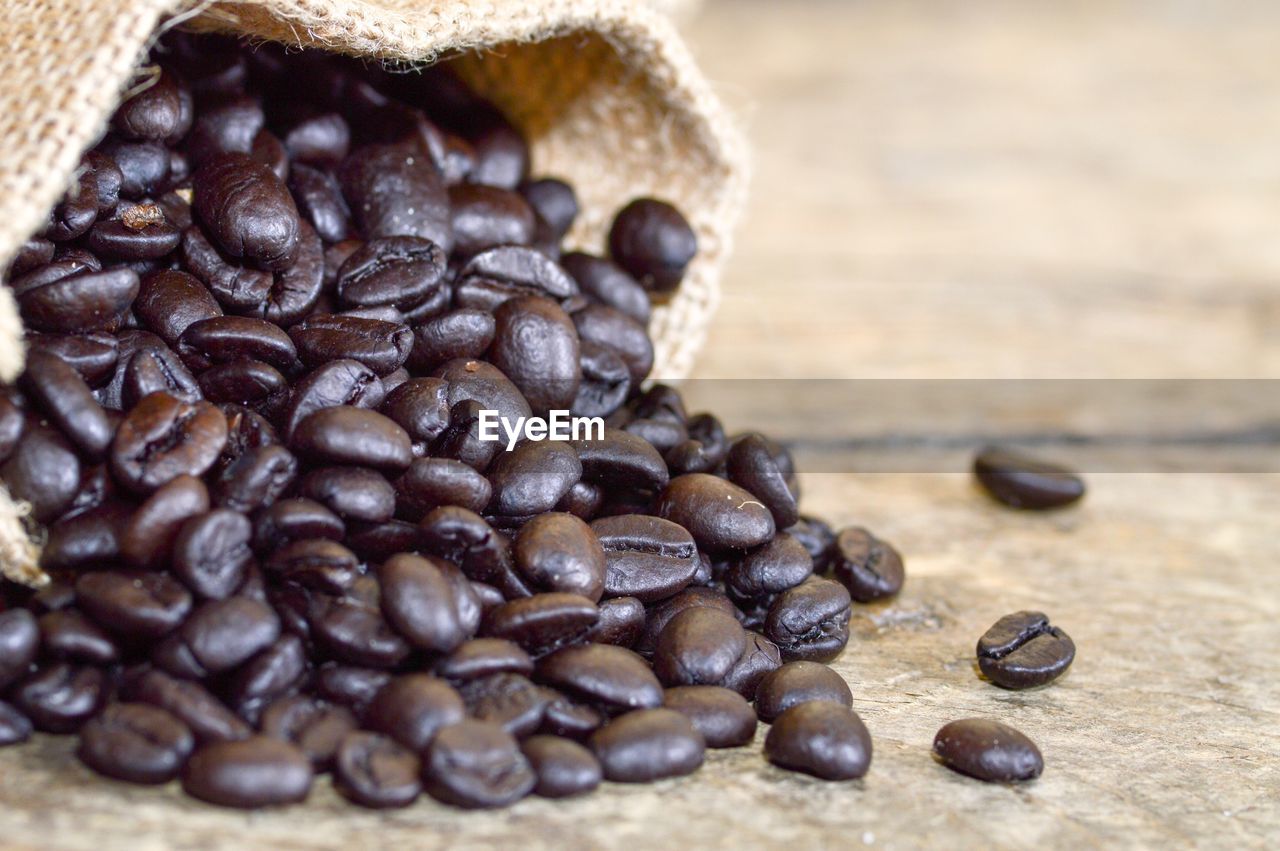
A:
[
  {"left": 520, "top": 178, "right": 578, "bottom": 241},
  {"left": 378, "top": 377, "right": 449, "bottom": 443},
  {"left": 252, "top": 130, "right": 290, "bottom": 181},
  {"left": 113, "top": 66, "right": 191, "bottom": 142},
  {"left": 764, "top": 702, "right": 872, "bottom": 781},
  {"left": 118, "top": 343, "right": 205, "bottom": 409},
  {"left": 99, "top": 139, "right": 170, "bottom": 199},
  {"left": 663, "top": 685, "right": 756, "bottom": 748},
  {"left": 449, "top": 183, "right": 535, "bottom": 257},
  {"left": 459, "top": 672, "right": 552, "bottom": 737},
  {"left": 265, "top": 539, "right": 360, "bottom": 594},
  {"left": 830, "top": 527, "right": 904, "bottom": 603},
  {"left": 571, "top": 303, "right": 653, "bottom": 387},
  {"left": 973, "top": 446, "right": 1086, "bottom": 509},
  {"left": 976, "top": 611, "right": 1076, "bottom": 689},
  {"left": 183, "top": 736, "right": 313, "bottom": 808},
  {"left": 726, "top": 433, "right": 799, "bottom": 529},
  {"left": 278, "top": 111, "right": 350, "bottom": 166},
  {"left": 430, "top": 399, "right": 501, "bottom": 472},
  {"left": 334, "top": 731, "right": 422, "bottom": 808},
  {"left": 409, "top": 309, "right": 495, "bottom": 372},
  {"left": 635, "top": 587, "right": 736, "bottom": 658},
  {"left": 574, "top": 428, "right": 667, "bottom": 494},
  {"left": 180, "top": 224, "right": 272, "bottom": 310},
  {"left": 654, "top": 607, "right": 746, "bottom": 687},
  {"left": 199, "top": 359, "right": 288, "bottom": 405},
  {"left": 490, "top": 296, "right": 580, "bottom": 414},
  {"left": 589, "top": 707, "right": 704, "bottom": 782},
  {"left": 483, "top": 593, "right": 599, "bottom": 656},
  {"left": 290, "top": 314, "right": 412, "bottom": 376},
  {"left": 455, "top": 245, "right": 577, "bottom": 310},
  {"left": 377, "top": 553, "right": 474, "bottom": 653},
  {"left": 172, "top": 509, "right": 254, "bottom": 599},
  {"left": 486, "top": 440, "right": 582, "bottom": 517},
  {"left": 395, "top": 457, "right": 490, "bottom": 517},
  {"left": 287, "top": 163, "right": 350, "bottom": 243},
  {"left": 253, "top": 498, "right": 344, "bottom": 553},
  {"left": 24, "top": 332, "right": 119, "bottom": 388},
  {"left": 309, "top": 594, "right": 411, "bottom": 669},
  {"left": 11, "top": 663, "right": 106, "bottom": 733},
  {"left": 38, "top": 501, "right": 130, "bottom": 571},
  {"left": 754, "top": 661, "right": 852, "bottom": 723},
  {"left": 187, "top": 96, "right": 265, "bottom": 165},
  {"left": 584, "top": 596, "right": 645, "bottom": 648},
  {"left": 75, "top": 571, "right": 192, "bottom": 639},
  {"left": 20, "top": 348, "right": 113, "bottom": 458},
  {"left": 87, "top": 215, "right": 182, "bottom": 261},
  {"left": 726, "top": 533, "right": 814, "bottom": 608},
  {"left": 0, "top": 701, "right": 33, "bottom": 747},
  {"left": 133, "top": 270, "right": 222, "bottom": 348},
  {"left": 339, "top": 143, "right": 452, "bottom": 251},
  {"left": 77, "top": 703, "right": 195, "bottom": 784},
  {"left": 177, "top": 316, "right": 298, "bottom": 373},
  {"left": 539, "top": 695, "right": 605, "bottom": 741},
  {"left": 335, "top": 236, "right": 446, "bottom": 310},
  {"left": 126, "top": 668, "right": 252, "bottom": 744},
  {"left": 560, "top": 253, "right": 651, "bottom": 325},
  {"left": 933, "top": 719, "right": 1044, "bottom": 782},
  {"left": 155, "top": 596, "right": 280, "bottom": 678},
  {"left": 313, "top": 664, "right": 391, "bottom": 716},
  {"left": 0, "top": 609, "right": 39, "bottom": 690},
  {"left": 290, "top": 406, "right": 412, "bottom": 471},
  {"left": 38, "top": 609, "right": 119, "bottom": 665},
  {"left": 14, "top": 267, "right": 138, "bottom": 333},
  {"left": 111, "top": 392, "right": 227, "bottom": 494},
  {"left": 787, "top": 515, "right": 836, "bottom": 574},
  {"left": 11, "top": 237, "right": 55, "bottom": 275},
  {"left": 193, "top": 153, "right": 301, "bottom": 270},
  {"left": 657, "top": 474, "right": 775, "bottom": 553},
  {"left": 608, "top": 198, "right": 697, "bottom": 295},
  {"left": 423, "top": 719, "right": 535, "bottom": 808},
  {"left": 764, "top": 577, "right": 851, "bottom": 663},
  {"left": 1, "top": 419, "right": 82, "bottom": 522},
  {"left": 120, "top": 474, "right": 209, "bottom": 568},
  {"left": 213, "top": 444, "right": 297, "bottom": 513},
  {"left": 591, "top": 514, "right": 700, "bottom": 603},
  {"left": 536, "top": 644, "right": 662, "bottom": 712},
  {"left": 281, "top": 359, "right": 384, "bottom": 439},
  {"left": 513, "top": 513, "right": 605, "bottom": 601},
  {"left": 296, "top": 465, "right": 394, "bottom": 522},
  {"left": 521, "top": 734, "right": 601, "bottom": 798},
  {"left": 572, "top": 341, "right": 630, "bottom": 419},
  {"left": 260, "top": 695, "right": 357, "bottom": 768},
  {"left": 44, "top": 168, "right": 100, "bottom": 242},
  {"left": 365, "top": 674, "right": 465, "bottom": 752},
  {"left": 436, "top": 638, "right": 534, "bottom": 683}
]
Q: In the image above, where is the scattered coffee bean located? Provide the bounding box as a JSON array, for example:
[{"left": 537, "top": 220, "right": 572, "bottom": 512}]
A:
[
  {"left": 977, "top": 611, "right": 1076, "bottom": 689},
  {"left": 973, "top": 446, "right": 1086, "bottom": 509},
  {"left": 763, "top": 702, "right": 872, "bottom": 781},
  {"left": 932, "top": 718, "right": 1044, "bottom": 782},
  {"left": 830, "top": 527, "right": 904, "bottom": 603}
]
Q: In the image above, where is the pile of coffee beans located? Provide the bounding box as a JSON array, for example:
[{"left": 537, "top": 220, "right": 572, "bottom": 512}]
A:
[{"left": 0, "top": 31, "right": 898, "bottom": 809}]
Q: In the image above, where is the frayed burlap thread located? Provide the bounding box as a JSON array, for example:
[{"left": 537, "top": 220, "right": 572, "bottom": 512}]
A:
[{"left": 0, "top": 0, "right": 748, "bottom": 586}]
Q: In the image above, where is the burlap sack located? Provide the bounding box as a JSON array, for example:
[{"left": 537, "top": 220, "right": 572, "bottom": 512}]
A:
[{"left": 0, "top": 0, "right": 747, "bottom": 586}]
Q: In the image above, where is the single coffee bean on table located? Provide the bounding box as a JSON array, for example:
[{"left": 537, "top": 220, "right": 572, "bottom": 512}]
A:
[
  {"left": 973, "top": 446, "right": 1086, "bottom": 509},
  {"left": 932, "top": 718, "right": 1044, "bottom": 782},
  {"left": 0, "top": 30, "right": 889, "bottom": 811},
  {"left": 977, "top": 611, "right": 1076, "bottom": 689}
]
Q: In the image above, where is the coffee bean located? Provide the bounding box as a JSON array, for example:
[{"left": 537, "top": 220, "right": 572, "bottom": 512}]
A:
[
  {"left": 483, "top": 593, "right": 599, "bottom": 656},
  {"left": 378, "top": 377, "right": 449, "bottom": 443},
  {"left": 113, "top": 67, "right": 191, "bottom": 142},
  {"left": 187, "top": 96, "right": 265, "bottom": 165},
  {"left": 654, "top": 608, "right": 747, "bottom": 687},
  {"left": 38, "top": 609, "right": 119, "bottom": 665},
  {"left": 726, "top": 533, "right": 814, "bottom": 602},
  {"left": 608, "top": 198, "right": 697, "bottom": 294},
  {"left": 99, "top": 139, "right": 170, "bottom": 199},
  {"left": 155, "top": 596, "right": 280, "bottom": 678},
  {"left": 290, "top": 406, "right": 412, "bottom": 471},
  {"left": 449, "top": 183, "right": 536, "bottom": 257},
  {"left": 590, "top": 707, "right": 704, "bottom": 782},
  {"left": 334, "top": 731, "right": 422, "bottom": 808},
  {"left": 11, "top": 663, "right": 106, "bottom": 733},
  {"left": 20, "top": 348, "right": 113, "bottom": 458},
  {"left": 409, "top": 310, "right": 495, "bottom": 372},
  {"left": 591, "top": 514, "right": 699, "bottom": 603},
  {"left": 663, "top": 686, "right": 756, "bottom": 748},
  {"left": 657, "top": 474, "right": 775, "bottom": 553},
  {"left": 365, "top": 674, "right": 465, "bottom": 752},
  {"left": 75, "top": 571, "right": 192, "bottom": 639},
  {"left": 253, "top": 498, "right": 345, "bottom": 553},
  {"left": 14, "top": 267, "right": 138, "bottom": 334},
  {"left": 172, "top": 509, "right": 254, "bottom": 599},
  {"left": 24, "top": 332, "right": 119, "bottom": 389},
  {"left": 976, "top": 611, "right": 1076, "bottom": 689},
  {"left": 287, "top": 163, "right": 351, "bottom": 243},
  {"left": 0, "top": 701, "right": 33, "bottom": 747},
  {"left": 335, "top": 236, "right": 446, "bottom": 310},
  {"left": 182, "top": 736, "right": 313, "bottom": 808},
  {"left": 519, "top": 178, "right": 577, "bottom": 240},
  {"left": 228, "top": 634, "right": 308, "bottom": 719},
  {"left": 436, "top": 638, "right": 534, "bottom": 683},
  {"left": 764, "top": 577, "right": 852, "bottom": 663},
  {"left": 585, "top": 596, "right": 645, "bottom": 648},
  {"left": 212, "top": 444, "right": 297, "bottom": 513},
  {"left": 571, "top": 304, "right": 653, "bottom": 386},
  {"left": 0, "top": 609, "right": 39, "bottom": 690},
  {"left": 395, "top": 457, "right": 490, "bottom": 517},
  {"left": 312, "top": 664, "right": 391, "bottom": 716},
  {"left": 193, "top": 153, "right": 301, "bottom": 270},
  {"left": 539, "top": 695, "right": 605, "bottom": 741},
  {"left": 973, "top": 446, "right": 1086, "bottom": 509},
  {"left": 536, "top": 644, "right": 662, "bottom": 712},
  {"left": 726, "top": 433, "right": 799, "bottom": 529},
  {"left": 635, "top": 587, "right": 737, "bottom": 658},
  {"left": 455, "top": 245, "right": 577, "bottom": 310},
  {"left": 491, "top": 296, "right": 580, "bottom": 414},
  {"left": 573, "top": 342, "right": 631, "bottom": 419},
  {"left": 290, "top": 314, "right": 412, "bottom": 377},
  {"left": 423, "top": 719, "right": 535, "bottom": 808},
  {"left": 308, "top": 594, "right": 411, "bottom": 669},
  {"left": 260, "top": 695, "right": 357, "bottom": 768},
  {"left": 378, "top": 553, "right": 474, "bottom": 653},
  {"left": 514, "top": 513, "right": 605, "bottom": 601},
  {"left": 199, "top": 360, "right": 287, "bottom": 406},
  {"left": 111, "top": 392, "right": 228, "bottom": 494},
  {"left": 459, "top": 672, "right": 553, "bottom": 737},
  {"left": 522, "top": 734, "right": 601, "bottom": 798},
  {"left": 1, "top": 420, "right": 82, "bottom": 523},
  {"left": 126, "top": 668, "right": 253, "bottom": 744},
  {"left": 764, "top": 702, "right": 872, "bottom": 781},
  {"left": 486, "top": 440, "right": 582, "bottom": 517},
  {"left": 933, "top": 718, "right": 1044, "bottom": 782},
  {"left": 118, "top": 475, "right": 209, "bottom": 568},
  {"left": 561, "top": 252, "right": 650, "bottom": 325},
  {"left": 339, "top": 143, "right": 452, "bottom": 251},
  {"left": 77, "top": 703, "right": 194, "bottom": 784},
  {"left": 754, "top": 661, "right": 852, "bottom": 722},
  {"left": 831, "top": 527, "right": 905, "bottom": 603}
]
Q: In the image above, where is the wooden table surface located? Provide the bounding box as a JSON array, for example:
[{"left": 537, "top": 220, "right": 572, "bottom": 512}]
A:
[{"left": 3, "top": 1, "right": 1279, "bottom": 848}]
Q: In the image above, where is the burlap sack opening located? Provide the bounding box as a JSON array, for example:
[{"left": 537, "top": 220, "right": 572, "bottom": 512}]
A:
[{"left": 0, "top": 0, "right": 748, "bottom": 587}]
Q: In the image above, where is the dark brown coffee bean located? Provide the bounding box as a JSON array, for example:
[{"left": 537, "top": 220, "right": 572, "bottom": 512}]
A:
[
  {"left": 38, "top": 609, "right": 119, "bottom": 665},
  {"left": 186, "top": 95, "right": 264, "bottom": 165},
  {"left": 974, "top": 446, "right": 1086, "bottom": 509},
  {"left": 132, "top": 270, "right": 222, "bottom": 349},
  {"left": 15, "top": 267, "right": 138, "bottom": 333},
  {"left": 213, "top": 443, "right": 297, "bottom": 513},
  {"left": 654, "top": 607, "right": 747, "bottom": 687},
  {"left": 339, "top": 143, "right": 452, "bottom": 251},
  {"left": 459, "top": 672, "right": 552, "bottom": 737},
  {"left": 933, "top": 718, "right": 1044, "bottom": 782},
  {"left": 395, "top": 457, "right": 490, "bottom": 517},
  {"left": 281, "top": 359, "right": 385, "bottom": 440},
  {"left": 156, "top": 596, "right": 280, "bottom": 678},
  {"left": 513, "top": 513, "right": 605, "bottom": 602},
  {"left": 19, "top": 348, "right": 113, "bottom": 458},
  {"left": 377, "top": 553, "right": 474, "bottom": 653},
  {"left": 290, "top": 314, "right": 412, "bottom": 376},
  {"left": 483, "top": 593, "right": 599, "bottom": 656},
  {"left": 608, "top": 198, "right": 697, "bottom": 295},
  {"left": 126, "top": 668, "right": 252, "bottom": 744},
  {"left": 409, "top": 309, "right": 495, "bottom": 372},
  {"left": 1, "top": 419, "right": 82, "bottom": 522},
  {"left": 436, "top": 638, "right": 534, "bottom": 683},
  {"left": 561, "top": 252, "right": 651, "bottom": 325},
  {"left": 976, "top": 611, "right": 1076, "bottom": 689},
  {"left": 111, "top": 392, "right": 227, "bottom": 494},
  {"left": 100, "top": 138, "right": 171, "bottom": 199},
  {"left": 264, "top": 539, "right": 359, "bottom": 594},
  {"left": 78, "top": 703, "right": 195, "bottom": 784},
  {"left": 287, "top": 163, "right": 350, "bottom": 242},
  {"left": 24, "top": 332, "right": 119, "bottom": 388},
  {"left": 335, "top": 236, "right": 446, "bottom": 310},
  {"left": 113, "top": 66, "right": 192, "bottom": 142},
  {"left": 296, "top": 465, "right": 394, "bottom": 522},
  {"left": 520, "top": 178, "right": 577, "bottom": 241},
  {"left": 726, "top": 533, "right": 814, "bottom": 605},
  {"left": 764, "top": 702, "right": 872, "bottom": 781},
  {"left": 486, "top": 440, "right": 582, "bottom": 517},
  {"left": 38, "top": 500, "right": 130, "bottom": 572},
  {"left": 75, "top": 571, "right": 193, "bottom": 639},
  {"left": 571, "top": 304, "right": 653, "bottom": 386},
  {"left": 726, "top": 433, "right": 799, "bottom": 529},
  {"left": 334, "top": 731, "right": 422, "bottom": 808},
  {"left": 312, "top": 664, "right": 391, "bottom": 716},
  {"left": 0, "top": 701, "right": 33, "bottom": 746},
  {"left": 365, "top": 674, "right": 465, "bottom": 752},
  {"left": 172, "top": 509, "right": 254, "bottom": 599},
  {"left": 521, "top": 734, "right": 601, "bottom": 798},
  {"left": 592, "top": 514, "right": 700, "bottom": 603},
  {"left": 787, "top": 515, "right": 837, "bottom": 574},
  {"left": 177, "top": 315, "right": 298, "bottom": 373},
  {"left": 260, "top": 695, "right": 357, "bottom": 768},
  {"left": 831, "top": 527, "right": 905, "bottom": 603},
  {"left": 0, "top": 393, "right": 22, "bottom": 463},
  {"left": 120, "top": 474, "right": 209, "bottom": 568},
  {"left": 0, "top": 609, "right": 39, "bottom": 690},
  {"left": 87, "top": 214, "right": 182, "bottom": 261},
  {"left": 378, "top": 377, "right": 449, "bottom": 443},
  {"left": 290, "top": 406, "right": 412, "bottom": 471},
  {"left": 423, "top": 719, "right": 535, "bottom": 808},
  {"left": 193, "top": 153, "right": 301, "bottom": 270},
  {"left": 308, "top": 594, "right": 411, "bottom": 669},
  {"left": 582, "top": 596, "right": 645, "bottom": 649},
  {"left": 11, "top": 663, "right": 106, "bottom": 733},
  {"left": 764, "top": 577, "right": 852, "bottom": 663},
  {"left": 454, "top": 245, "right": 577, "bottom": 310},
  {"left": 182, "top": 736, "right": 313, "bottom": 808},
  {"left": 199, "top": 359, "right": 287, "bottom": 405},
  {"left": 754, "top": 661, "right": 852, "bottom": 722},
  {"left": 490, "top": 296, "right": 580, "bottom": 414},
  {"left": 252, "top": 498, "right": 344, "bottom": 553},
  {"left": 589, "top": 707, "right": 704, "bottom": 782},
  {"left": 539, "top": 695, "right": 605, "bottom": 741},
  {"left": 448, "top": 183, "right": 535, "bottom": 257},
  {"left": 536, "top": 644, "right": 662, "bottom": 712},
  {"left": 663, "top": 685, "right": 756, "bottom": 748},
  {"left": 657, "top": 473, "right": 775, "bottom": 553}
]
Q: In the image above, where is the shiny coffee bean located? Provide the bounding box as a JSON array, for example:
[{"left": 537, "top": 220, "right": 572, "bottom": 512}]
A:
[
  {"left": 608, "top": 198, "right": 697, "bottom": 295},
  {"left": 260, "top": 695, "right": 357, "bottom": 768},
  {"left": 252, "top": 498, "right": 344, "bottom": 553},
  {"left": 933, "top": 718, "right": 1044, "bottom": 782},
  {"left": 459, "top": 672, "right": 552, "bottom": 737},
  {"left": 20, "top": 348, "right": 113, "bottom": 458},
  {"left": 133, "top": 270, "right": 222, "bottom": 348},
  {"left": 662, "top": 686, "right": 756, "bottom": 748},
  {"left": 308, "top": 593, "right": 411, "bottom": 669},
  {"left": 172, "top": 509, "right": 254, "bottom": 599},
  {"left": 409, "top": 310, "right": 494, "bottom": 372},
  {"left": 11, "top": 663, "right": 106, "bottom": 733},
  {"left": 199, "top": 360, "right": 287, "bottom": 405},
  {"left": 584, "top": 596, "right": 645, "bottom": 648},
  {"left": 1, "top": 419, "right": 82, "bottom": 522},
  {"left": 126, "top": 668, "right": 252, "bottom": 744},
  {"left": 334, "top": 731, "right": 422, "bottom": 808},
  {"left": 290, "top": 314, "right": 413, "bottom": 376},
  {"left": 281, "top": 359, "right": 385, "bottom": 439},
  {"left": 365, "top": 674, "right": 465, "bottom": 752},
  {"left": 455, "top": 245, "right": 577, "bottom": 309},
  {"left": 38, "top": 609, "right": 119, "bottom": 665},
  {"left": 787, "top": 515, "right": 837, "bottom": 574},
  {"left": 182, "top": 736, "right": 313, "bottom": 808},
  {"left": 0, "top": 609, "right": 39, "bottom": 690},
  {"left": 24, "top": 332, "right": 119, "bottom": 388},
  {"left": 726, "top": 433, "right": 799, "bottom": 529},
  {"left": 395, "top": 458, "right": 490, "bottom": 517},
  {"left": 193, "top": 153, "right": 300, "bottom": 270},
  {"left": 589, "top": 708, "right": 704, "bottom": 782},
  {"left": 657, "top": 474, "right": 775, "bottom": 553},
  {"left": 976, "top": 611, "right": 1076, "bottom": 689},
  {"left": 15, "top": 267, "right": 139, "bottom": 333},
  {"left": 726, "top": 533, "right": 814, "bottom": 603},
  {"left": 335, "top": 236, "right": 446, "bottom": 309},
  {"left": 436, "top": 638, "right": 534, "bottom": 683},
  {"left": 423, "top": 719, "right": 535, "bottom": 808},
  {"left": 491, "top": 296, "right": 580, "bottom": 414},
  {"left": 0, "top": 701, "right": 33, "bottom": 747},
  {"left": 155, "top": 596, "right": 280, "bottom": 678},
  {"left": 536, "top": 644, "right": 662, "bottom": 713},
  {"left": 486, "top": 440, "right": 582, "bottom": 517},
  {"left": 379, "top": 377, "right": 450, "bottom": 443},
  {"left": 973, "top": 446, "right": 1086, "bottom": 509},
  {"left": 77, "top": 703, "right": 194, "bottom": 784},
  {"left": 449, "top": 183, "right": 535, "bottom": 257},
  {"left": 522, "top": 734, "right": 601, "bottom": 798},
  {"left": 764, "top": 577, "right": 851, "bottom": 663},
  {"left": 290, "top": 406, "right": 412, "bottom": 471},
  {"left": 590, "top": 514, "right": 700, "bottom": 603},
  {"left": 264, "top": 539, "right": 360, "bottom": 594},
  {"left": 830, "top": 527, "right": 904, "bottom": 603},
  {"left": 38, "top": 501, "right": 129, "bottom": 571},
  {"left": 378, "top": 553, "right": 474, "bottom": 653},
  {"left": 764, "top": 702, "right": 872, "bottom": 781},
  {"left": 339, "top": 143, "right": 452, "bottom": 252},
  {"left": 754, "top": 661, "right": 852, "bottom": 723},
  {"left": 561, "top": 252, "right": 650, "bottom": 325},
  {"left": 120, "top": 474, "right": 209, "bottom": 569},
  {"left": 653, "top": 607, "right": 746, "bottom": 687},
  {"left": 75, "top": 571, "right": 192, "bottom": 639},
  {"left": 513, "top": 513, "right": 605, "bottom": 601},
  {"left": 177, "top": 315, "right": 298, "bottom": 373},
  {"left": 287, "top": 163, "right": 350, "bottom": 243},
  {"left": 110, "top": 392, "right": 228, "bottom": 494}
]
